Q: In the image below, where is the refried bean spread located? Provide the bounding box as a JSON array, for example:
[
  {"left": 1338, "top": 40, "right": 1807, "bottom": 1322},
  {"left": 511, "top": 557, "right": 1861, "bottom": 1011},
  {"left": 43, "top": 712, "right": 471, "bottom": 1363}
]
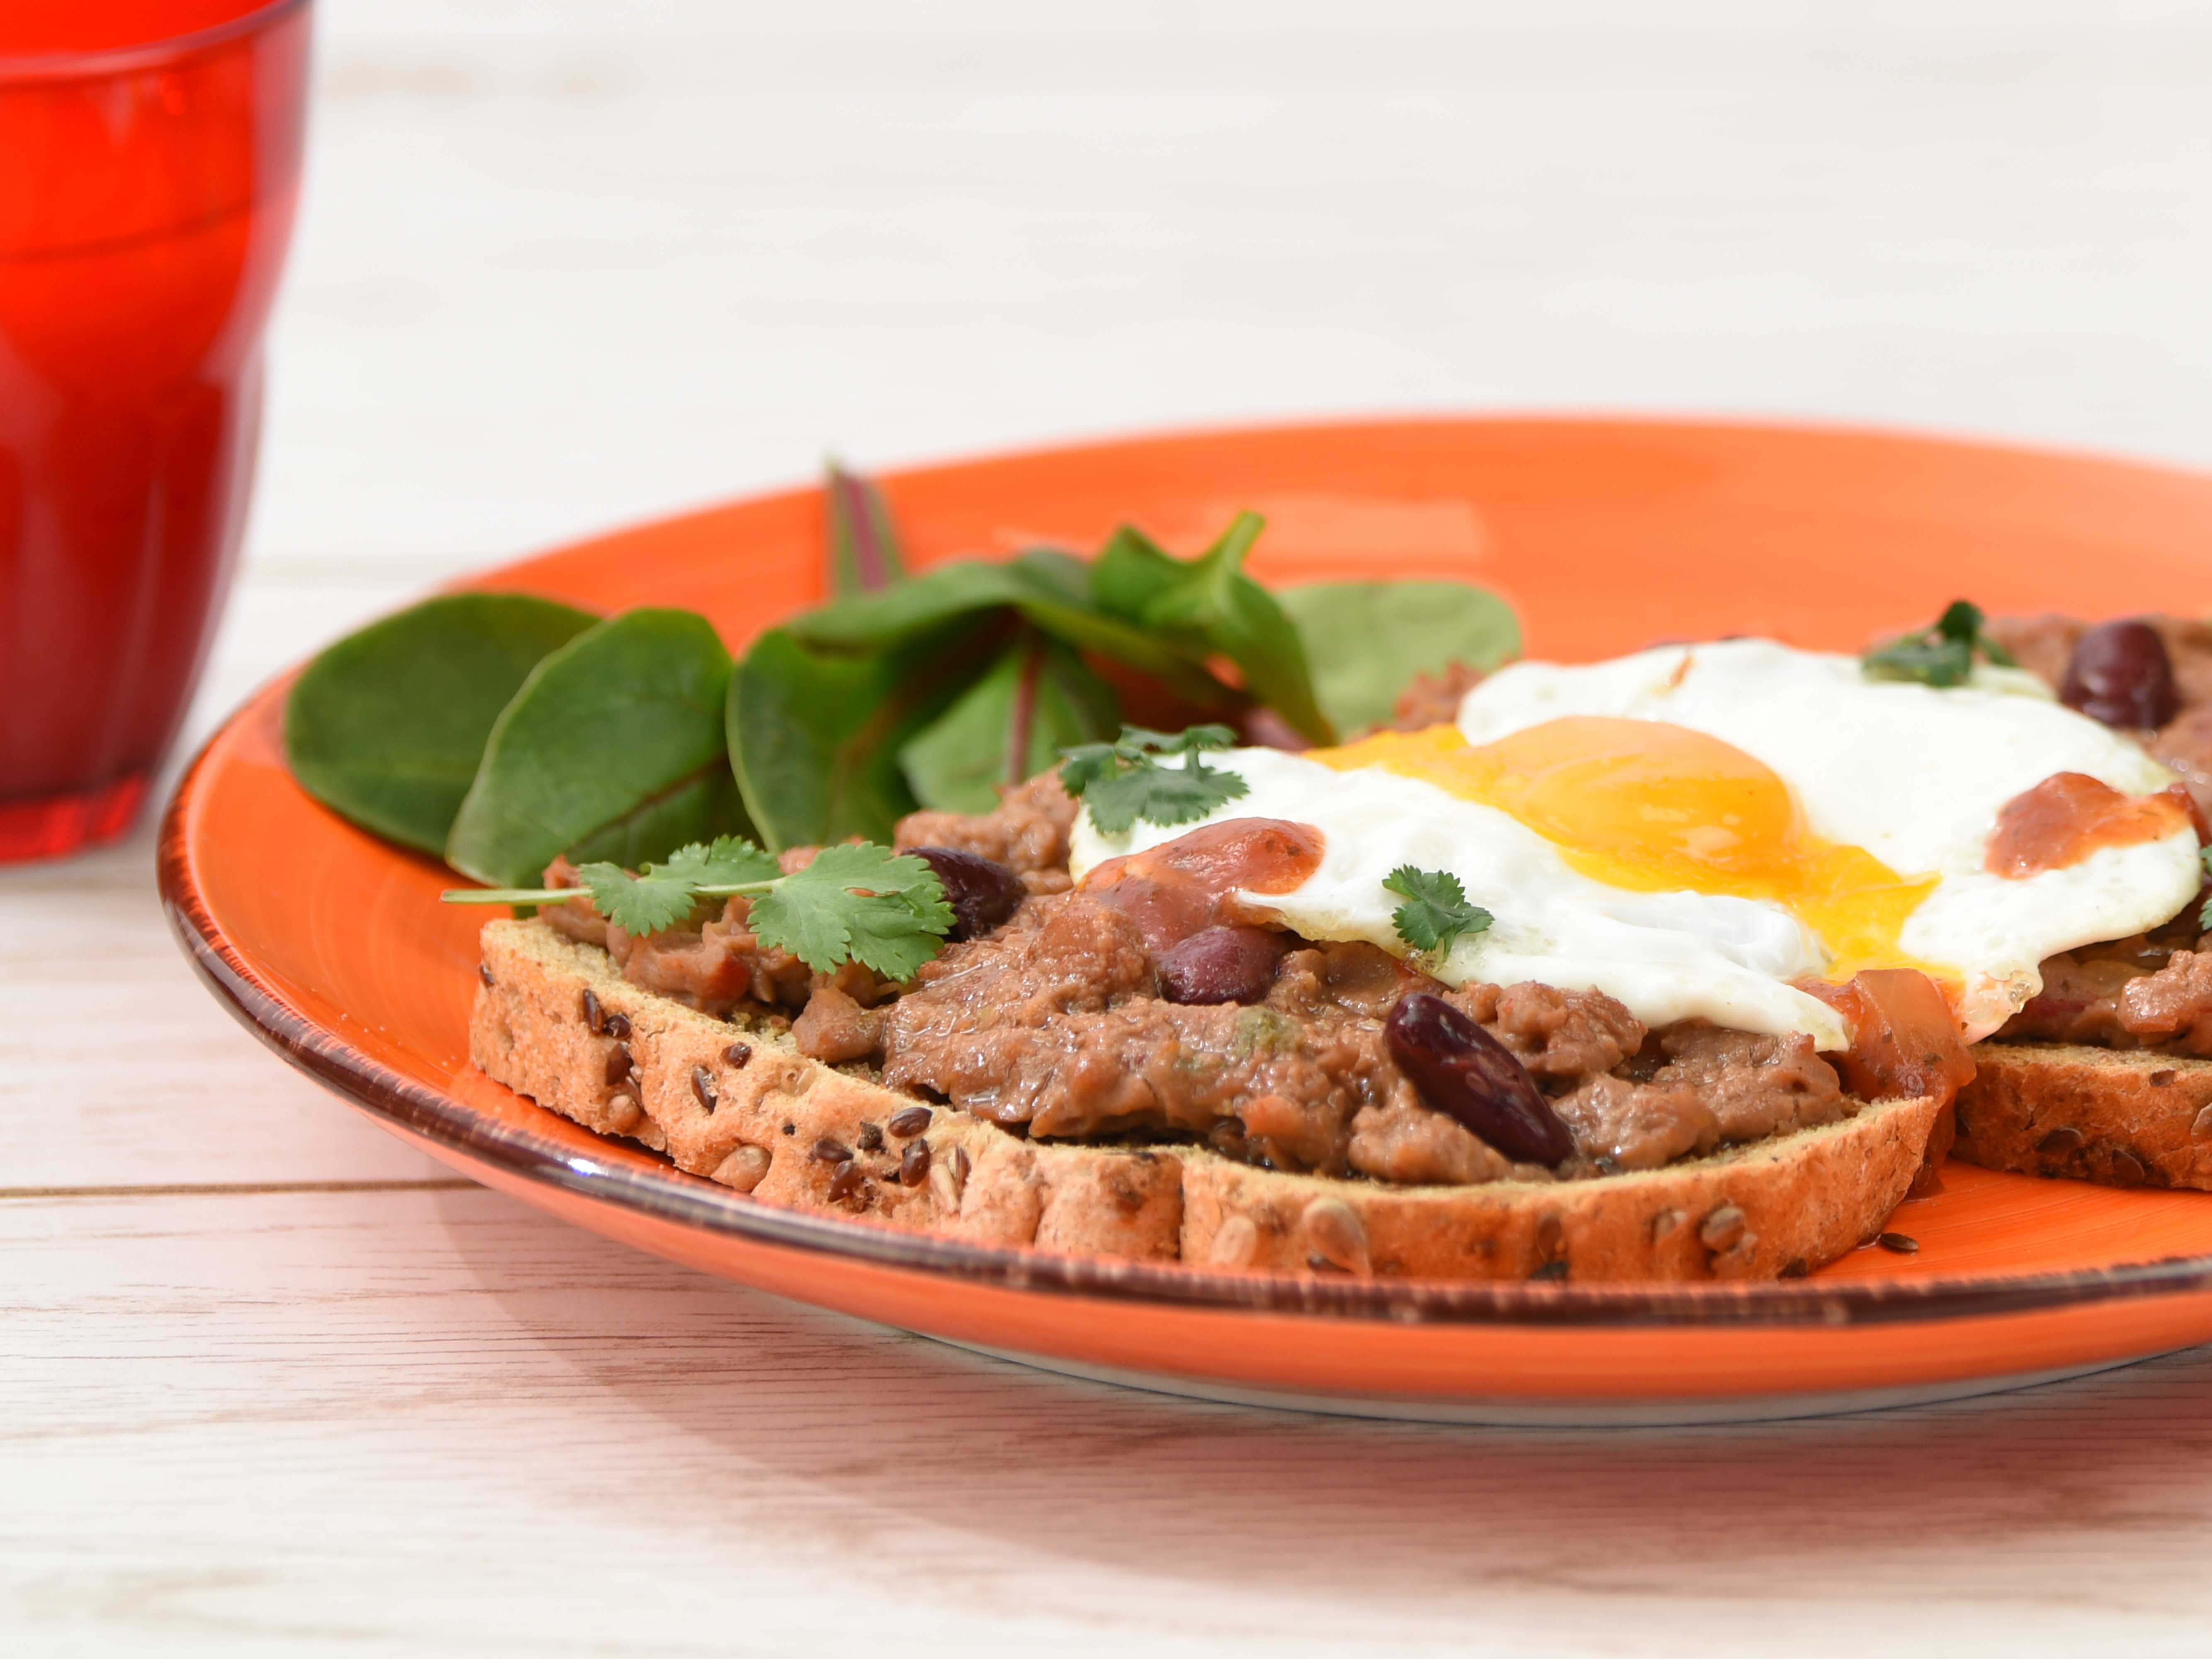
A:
[{"left": 542, "top": 758, "right": 1884, "bottom": 1188}]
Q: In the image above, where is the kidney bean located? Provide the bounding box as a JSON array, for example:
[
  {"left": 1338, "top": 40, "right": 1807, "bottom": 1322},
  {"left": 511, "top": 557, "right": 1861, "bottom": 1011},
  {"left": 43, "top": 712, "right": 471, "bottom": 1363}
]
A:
[
  {"left": 2061, "top": 619, "right": 2179, "bottom": 729},
  {"left": 908, "top": 847, "right": 1025, "bottom": 941},
  {"left": 1156, "top": 925, "right": 1286, "bottom": 1005},
  {"left": 1384, "top": 991, "right": 1573, "bottom": 1165}
]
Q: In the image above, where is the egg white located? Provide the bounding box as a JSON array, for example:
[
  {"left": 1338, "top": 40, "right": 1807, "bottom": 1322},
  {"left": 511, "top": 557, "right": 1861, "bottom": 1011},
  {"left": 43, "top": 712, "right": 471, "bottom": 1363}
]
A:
[
  {"left": 1458, "top": 640, "right": 2202, "bottom": 1039},
  {"left": 1067, "top": 640, "right": 2203, "bottom": 1048},
  {"left": 1069, "top": 747, "right": 1856, "bottom": 1048}
]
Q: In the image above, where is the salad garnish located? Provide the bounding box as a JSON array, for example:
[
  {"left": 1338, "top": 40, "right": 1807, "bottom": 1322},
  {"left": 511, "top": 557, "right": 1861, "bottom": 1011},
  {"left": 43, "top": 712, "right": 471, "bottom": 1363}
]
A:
[
  {"left": 1383, "top": 865, "right": 1494, "bottom": 959},
  {"left": 283, "top": 460, "right": 1520, "bottom": 953},
  {"left": 445, "top": 836, "right": 951, "bottom": 978},
  {"left": 1057, "top": 725, "right": 1247, "bottom": 833},
  {"left": 1861, "top": 599, "right": 2017, "bottom": 688}
]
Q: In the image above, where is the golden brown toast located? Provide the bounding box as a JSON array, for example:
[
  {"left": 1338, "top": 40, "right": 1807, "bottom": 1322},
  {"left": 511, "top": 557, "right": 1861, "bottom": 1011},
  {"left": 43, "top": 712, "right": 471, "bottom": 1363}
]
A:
[
  {"left": 1955, "top": 1042, "right": 2212, "bottom": 1190},
  {"left": 469, "top": 918, "right": 1939, "bottom": 1282}
]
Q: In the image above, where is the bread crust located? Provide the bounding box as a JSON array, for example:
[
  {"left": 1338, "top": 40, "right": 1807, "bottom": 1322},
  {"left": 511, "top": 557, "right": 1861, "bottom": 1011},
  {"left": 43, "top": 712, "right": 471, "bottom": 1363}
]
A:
[
  {"left": 469, "top": 919, "right": 1936, "bottom": 1282},
  {"left": 1956, "top": 1041, "right": 2212, "bottom": 1190},
  {"left": 1179, "top": 1096, "right": 1939, "bottom": 1280}
]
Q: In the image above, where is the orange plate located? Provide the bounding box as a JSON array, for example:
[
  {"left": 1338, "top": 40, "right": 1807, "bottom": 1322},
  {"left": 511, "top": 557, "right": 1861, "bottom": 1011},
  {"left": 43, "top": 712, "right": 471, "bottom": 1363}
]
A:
[{"left": 161, "top": 417, "right": 2212, "bottom": 1423}]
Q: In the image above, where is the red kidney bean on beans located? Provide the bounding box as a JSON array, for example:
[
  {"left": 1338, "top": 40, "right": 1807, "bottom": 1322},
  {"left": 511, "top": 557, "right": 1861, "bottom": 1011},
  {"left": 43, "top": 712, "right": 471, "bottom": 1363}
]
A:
[
  {"left": 2061, "top": 619, "right": 2179, "bottom": 729},
  {"left": 1156, "top": 925, "right": 1286, "bottom": 1006},
  {"left": 1384, "top": 992, "right": 1574, "bottom": 1165},
  {"left": 909, "top": 847, "right": 1025, "bottom": 941}
]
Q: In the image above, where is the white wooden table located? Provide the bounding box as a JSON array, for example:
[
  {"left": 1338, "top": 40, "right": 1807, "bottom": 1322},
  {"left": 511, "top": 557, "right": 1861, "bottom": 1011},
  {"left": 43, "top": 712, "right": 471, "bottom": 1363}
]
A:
[{"left": 14, "top": 4, "right": 2212, "bottom": 1652}]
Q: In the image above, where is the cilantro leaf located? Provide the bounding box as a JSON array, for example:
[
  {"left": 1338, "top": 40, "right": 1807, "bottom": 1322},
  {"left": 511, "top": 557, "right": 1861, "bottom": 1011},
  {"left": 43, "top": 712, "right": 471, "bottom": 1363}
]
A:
[
  {"left": 577, "top": 860, "right": 702, "bottom": 936},
  {"left": 2200, "top": 846, "right": 2212, "bottom": 931},
  {"left": 749, "top": 842, "right": 953, "bottom": 977},
  {"left": 1088, "top": 758, "right": 1247, "bottom": 832},
  {"left": 575, "top": 834, "right": 783, "bottom": 935},
  {"left": 1057, "top": 724, "right": 1248, "bottom": 834},
  {"left": 1863, "top": 599, "right": 2015, "bottom": 687},
  {"left": 449, "top": 834, "right": 951, "bottom": 977},
  {"left": 1119, "top": 723, "right": 1240, "bottom": 756},
  {"left": 658, "top": 834, "right": 783, "bottom": 888},
  {"left": 1383, "top": 865, "right": 1493, "bottom": 957},
  {"left": 1056, "top": 741, "right": 1124, "bottom": 800}
]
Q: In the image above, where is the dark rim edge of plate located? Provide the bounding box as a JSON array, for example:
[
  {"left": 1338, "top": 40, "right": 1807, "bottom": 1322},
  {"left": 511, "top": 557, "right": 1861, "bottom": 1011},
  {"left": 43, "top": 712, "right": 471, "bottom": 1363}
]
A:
[{"left": 157, "top": 707, "right": 2212, "bottom": 1334}]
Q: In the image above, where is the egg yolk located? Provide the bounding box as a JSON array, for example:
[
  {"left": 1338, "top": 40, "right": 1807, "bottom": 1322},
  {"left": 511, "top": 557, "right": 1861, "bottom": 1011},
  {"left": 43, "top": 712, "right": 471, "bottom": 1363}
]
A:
[{"left": 1312, "top": 718, "right": 1944, "bottom": 983}]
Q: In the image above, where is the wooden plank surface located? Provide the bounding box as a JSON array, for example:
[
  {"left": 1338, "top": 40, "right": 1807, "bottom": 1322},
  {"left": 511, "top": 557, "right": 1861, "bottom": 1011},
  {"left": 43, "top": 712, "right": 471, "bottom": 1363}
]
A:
[
  {"left": 13, "top": 1187, "right": 2212, "bottom": 1657},
  {"left": 11, "top": 2, "right": 2212, "bottom": 1652}
]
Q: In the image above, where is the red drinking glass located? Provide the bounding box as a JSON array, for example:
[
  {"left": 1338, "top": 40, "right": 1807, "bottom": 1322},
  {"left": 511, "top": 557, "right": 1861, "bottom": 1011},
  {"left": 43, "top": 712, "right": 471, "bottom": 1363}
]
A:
[{"left": 0, "top": 0, "right": 309, "bottom": 860}]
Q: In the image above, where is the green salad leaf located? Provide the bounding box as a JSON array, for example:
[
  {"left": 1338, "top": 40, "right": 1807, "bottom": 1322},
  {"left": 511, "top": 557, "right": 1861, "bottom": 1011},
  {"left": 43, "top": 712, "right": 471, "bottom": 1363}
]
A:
[
  {"left": 1279, "top": 580, "right": 1522, "bottom": 733},
  {"left": 897, "top": 636, "right": 1119, "bottom": 814},
  {"left": 784, "top": 549, "right": 1233, "bottom": 708},
  {"left": 284, "top": 460, "right": 1527, "bottom": 972},
  {"left": 825, "top": 460, "right": 907, "bottom": 594},
  {"left": 1383, "top": 865, "right": 1493, "bottom": 958},
  {"left": 787, "top": 558, "right": 1027, "bottom": 650},
  {"left": 1058, "top": 724, "right": 1247, "bottom": 834},
  {"left": 445, "top": 609, "right": 744, "bottom": 888},
  {"left": 1862, "top": 600, "right": 2018, "bottom": 688},
  {"left": 1091, "top": 513, "right": 1336, "bottom": 744},
  {"left": 283, "top": 592, "right": 598, "bottom": 854},
  {"left": 726, "top": 625, "right": 977, "bottom": 850}
]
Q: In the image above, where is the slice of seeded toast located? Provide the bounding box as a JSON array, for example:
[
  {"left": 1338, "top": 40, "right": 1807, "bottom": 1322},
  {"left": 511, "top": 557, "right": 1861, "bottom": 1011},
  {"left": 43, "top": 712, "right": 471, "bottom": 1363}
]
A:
[
  {"left": 468, "top": 918, "right": 1938, "bottom": 1282},
  {"left": 1954, "top": 1042, "right": 2212, "bottom": 1190}
]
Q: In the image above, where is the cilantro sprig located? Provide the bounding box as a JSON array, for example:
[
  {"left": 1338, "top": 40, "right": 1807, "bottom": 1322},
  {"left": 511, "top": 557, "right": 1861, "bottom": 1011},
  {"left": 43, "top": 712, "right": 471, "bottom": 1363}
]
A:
[
  {"left": 2199, "top": 845, "right": 2212, "bottom": 932},
  {"left": 1862, "top": 600, "right": 2018, "bottom": 689},
  {"left": 1058, "top": 724, "right": 1249, "bottom": 834},
  {"left": 444, "top": 834, "right": 953, "bottom": 978},
  {"left": 1382, "top": 865, "right": 1493, "bottom": 959}
]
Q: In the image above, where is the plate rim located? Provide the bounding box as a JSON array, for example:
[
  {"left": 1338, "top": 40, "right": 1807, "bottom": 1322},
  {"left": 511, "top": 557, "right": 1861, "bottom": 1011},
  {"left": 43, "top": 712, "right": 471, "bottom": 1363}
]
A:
[{"left": 160, "top": 413, "right": 2212, "bottom": 1335}]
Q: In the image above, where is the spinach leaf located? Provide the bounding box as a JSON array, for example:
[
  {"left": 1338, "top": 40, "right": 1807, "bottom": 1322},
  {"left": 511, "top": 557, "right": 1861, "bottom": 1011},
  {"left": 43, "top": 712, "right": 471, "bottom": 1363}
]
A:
[
  {"left": 1005, "top": 552, "right": 1238, "bottom": 706},
  {"left": 1004, "top": 545, "right": 1092, "bottom": 605},
  {"left": 1089, "top": 524, "right": 1192, "bottom": 622},
  {"left": 825, "top": 460, "right": 907, "bottom": 594},
  {"left": 727, "top": 626, "right": 976, "bottom": 850},
  {"left": 786, "top": 552, "right": 1234, "bottom": 708},
  {"left": 445, "top": 608, "right": 739, "bottom": 888},
  {"left": 1277, "top": 580, "right": 1522, "bottom": 734},
  {"left": 897, "top": 635, "right": 1120, "bottom": 813},
  {"left": 562, "top": 766, "right": 750, "bottom": 872},
  {"left": 783, "top": 560, "right": 1036, "bottom": 650},
  {"left": 1092, "top": 512, "right": 1337, "bottom": 744},
  {"left": 283, "top": 592, "right": 598, "bottom": 855}
]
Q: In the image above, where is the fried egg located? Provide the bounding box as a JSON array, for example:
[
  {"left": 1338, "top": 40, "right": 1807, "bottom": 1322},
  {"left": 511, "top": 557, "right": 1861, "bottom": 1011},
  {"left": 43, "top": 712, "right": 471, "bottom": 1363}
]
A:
[{"left": 1066, "top": 640, "right": 2202, "bottom": 1048}]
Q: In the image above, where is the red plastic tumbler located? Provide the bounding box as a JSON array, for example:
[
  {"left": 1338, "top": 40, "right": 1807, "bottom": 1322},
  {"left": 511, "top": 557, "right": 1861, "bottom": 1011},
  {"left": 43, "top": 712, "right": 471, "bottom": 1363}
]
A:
[{"left": 0, "top": 0, "right": 309, "bottom": 860}]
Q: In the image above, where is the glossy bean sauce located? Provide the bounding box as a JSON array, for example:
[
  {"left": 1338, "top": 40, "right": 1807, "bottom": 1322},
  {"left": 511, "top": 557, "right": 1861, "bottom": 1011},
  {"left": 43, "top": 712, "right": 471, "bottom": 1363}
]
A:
[
  {"left": 1983, "top": 772, "right": 2196, "bottom": 880},
  {"left": 1080, "top": 818, "right": 1325, "bottom": 953}
]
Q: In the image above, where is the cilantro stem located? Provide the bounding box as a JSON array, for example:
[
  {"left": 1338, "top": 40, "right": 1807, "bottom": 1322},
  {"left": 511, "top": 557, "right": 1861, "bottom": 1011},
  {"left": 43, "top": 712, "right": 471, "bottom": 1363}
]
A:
[{"left": 442, "top": 880, "right": 782, "bottom": 905}]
